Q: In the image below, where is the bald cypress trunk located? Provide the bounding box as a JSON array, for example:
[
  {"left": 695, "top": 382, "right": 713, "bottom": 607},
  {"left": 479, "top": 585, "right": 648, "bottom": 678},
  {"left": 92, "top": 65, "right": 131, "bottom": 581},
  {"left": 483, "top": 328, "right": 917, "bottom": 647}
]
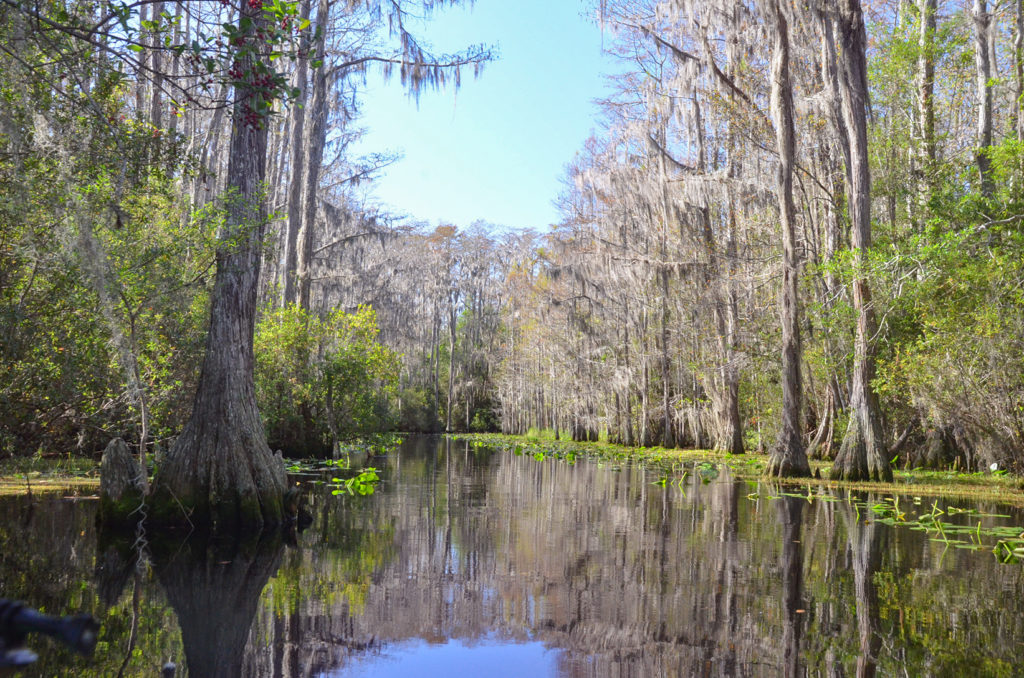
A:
[
  {"left": 917, "top": 0, "right": 936, "bottom": 216},
  {"left": 657, "top": 138, "right": 674, "bottom": 449},
  {"left": 974, "top": 0, "right": 995, "bottom": 197},
  {"left": 151, "top": 2, "right": 286, "bottom": 529},
  {"left": 281, "top": 0, "right": 311, "bottom": 307},
  {"left": 295, "top": 0, "right": 329, "bottom": 311},
  {"left": 191, "top": 82, "right": 229, "bottom": 210},
  {"left": 830, "top": 1, "right": 892, "bottom": 482},
  {"left": 720, "top": 6, "right": 745, "bottom": 456},
  {"left": 722, "top": 16, "right": 745, "bottom": 456},
  {"left": 446, "top": 298, "right": 457, "bottom": 432},
  {"left": 692, "top": 90, "right": 742, "bottom": 455},
  {"left": 149, "top": 0, "right": 164, "bottom": 130},
  {"left": 168, "top": 1, "right": 182, "bottom": 137},
  {"left": 766, "top": 1, "right": 810, "bottom": 478},
  {"left": 722, "top": 207, "right": 744, "bottom": 456}
]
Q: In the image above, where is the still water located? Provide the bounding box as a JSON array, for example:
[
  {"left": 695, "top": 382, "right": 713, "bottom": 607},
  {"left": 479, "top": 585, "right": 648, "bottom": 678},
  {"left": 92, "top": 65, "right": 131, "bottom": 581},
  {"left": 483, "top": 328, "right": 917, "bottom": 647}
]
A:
[{"left": 2, "top": 435, "right": 1024, "bottom": 677}]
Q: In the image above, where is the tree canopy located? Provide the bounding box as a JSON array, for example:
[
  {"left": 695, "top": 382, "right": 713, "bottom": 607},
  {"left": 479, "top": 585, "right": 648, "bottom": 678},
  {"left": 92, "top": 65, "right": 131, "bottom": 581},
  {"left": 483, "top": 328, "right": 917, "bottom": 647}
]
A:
[{"left": 2, "top": 0, "right": 1024, "bottom": 496}]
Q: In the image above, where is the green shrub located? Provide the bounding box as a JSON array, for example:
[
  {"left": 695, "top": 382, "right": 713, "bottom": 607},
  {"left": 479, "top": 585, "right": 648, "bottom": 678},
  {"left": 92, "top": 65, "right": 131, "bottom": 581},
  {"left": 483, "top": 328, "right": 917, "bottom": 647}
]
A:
[{"left": 255, "top": 304, "right": 399, "bottom": 456}]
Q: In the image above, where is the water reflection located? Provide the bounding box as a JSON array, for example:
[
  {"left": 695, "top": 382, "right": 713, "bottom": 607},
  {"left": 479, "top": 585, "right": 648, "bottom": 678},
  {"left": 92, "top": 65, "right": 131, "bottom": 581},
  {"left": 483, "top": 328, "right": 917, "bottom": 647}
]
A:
[
  {"left": 324, "top": 638, "right": 561, "bottom": 678},
  {"left": 2, "top": 436, "right": 1024, "bottom": 676},
  {"left": 778, "top": 496, "right": 804, "bottom": 678},
  {"left": 245, "top": 437, "right": 1024, "bottom": 677},
  {"left": 840, "top": 495, "right": 884, "bottom": 678},
  {"left": 154, "top": 532, "right": 284, "bottom": 678}
]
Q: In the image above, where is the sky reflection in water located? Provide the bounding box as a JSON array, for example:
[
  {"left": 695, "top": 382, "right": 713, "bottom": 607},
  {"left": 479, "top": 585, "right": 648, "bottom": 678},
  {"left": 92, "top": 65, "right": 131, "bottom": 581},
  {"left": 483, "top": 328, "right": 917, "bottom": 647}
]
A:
[{"left": 326, "top": 638, "right": 560, "bottom": 678}]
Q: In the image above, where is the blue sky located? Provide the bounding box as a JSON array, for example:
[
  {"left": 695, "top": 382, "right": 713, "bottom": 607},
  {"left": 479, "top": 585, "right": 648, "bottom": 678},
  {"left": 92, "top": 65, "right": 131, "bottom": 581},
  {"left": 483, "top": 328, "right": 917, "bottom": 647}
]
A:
[{"left": 348, "top": 0, "right": 613, "bottom": 232}]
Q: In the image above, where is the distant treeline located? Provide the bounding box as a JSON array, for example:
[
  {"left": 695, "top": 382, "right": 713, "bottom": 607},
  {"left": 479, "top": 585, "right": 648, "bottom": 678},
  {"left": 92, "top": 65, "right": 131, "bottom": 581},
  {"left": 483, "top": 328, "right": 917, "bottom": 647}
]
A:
[{"left": 2, "top": 0, "right": 1024, "bottom": 478}]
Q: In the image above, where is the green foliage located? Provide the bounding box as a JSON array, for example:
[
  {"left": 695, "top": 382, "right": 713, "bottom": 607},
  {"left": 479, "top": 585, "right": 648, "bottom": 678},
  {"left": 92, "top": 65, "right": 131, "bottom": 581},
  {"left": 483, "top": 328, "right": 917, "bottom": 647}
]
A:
[
  {"left": 0, "top": 16, "right": 211, "bottom": 455},
  {"left": 470, "top": 408, "right": 498, "bottom": 432},
  {"left": 395, "top": 384, "right": 440, "bottom": 433},
  {"left": 254, "top": 303, "right": 399, "bottom": 455},
  {"left": 859, "top": 137, "right": 1024, "bottom": 469},
  {"left": 330, "top": 467, "right": 380, "bottom": 496}
]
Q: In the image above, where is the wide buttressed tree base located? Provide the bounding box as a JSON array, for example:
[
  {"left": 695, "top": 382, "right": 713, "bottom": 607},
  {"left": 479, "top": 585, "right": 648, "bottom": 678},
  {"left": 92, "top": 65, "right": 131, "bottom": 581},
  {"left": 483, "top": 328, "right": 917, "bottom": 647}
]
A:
[
  {"left": 149, "top": 397, "right": 287, "bottom": 529},
  {"left": 830, "top": 387, "right": 893, "bottom": 482},
  {"left": 148, "top": 343, "right": 288, "bottom": 529},
  {"left": 766, "top": 415, "right": 811, "bottom": 478},
  {"left": 148, "top": 230, "right": 288, "bottom": 528}
]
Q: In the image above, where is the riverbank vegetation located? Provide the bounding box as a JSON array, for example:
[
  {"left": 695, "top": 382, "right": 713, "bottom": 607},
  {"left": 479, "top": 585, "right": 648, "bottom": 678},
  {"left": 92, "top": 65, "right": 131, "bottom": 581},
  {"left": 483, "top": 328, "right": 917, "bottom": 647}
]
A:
[
  {"left": 453, "top": 432, "right": 1024, "bottom": 507},
  {"left": 2, "top": 0, "right": 1024, "bottom": 501}
]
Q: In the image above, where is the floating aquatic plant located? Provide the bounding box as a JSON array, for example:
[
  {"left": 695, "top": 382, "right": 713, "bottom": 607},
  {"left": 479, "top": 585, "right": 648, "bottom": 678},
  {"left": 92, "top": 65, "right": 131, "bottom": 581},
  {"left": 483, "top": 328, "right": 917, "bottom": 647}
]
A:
[{"left": 330, "top": 468, "right": 380, "bottom": 496}]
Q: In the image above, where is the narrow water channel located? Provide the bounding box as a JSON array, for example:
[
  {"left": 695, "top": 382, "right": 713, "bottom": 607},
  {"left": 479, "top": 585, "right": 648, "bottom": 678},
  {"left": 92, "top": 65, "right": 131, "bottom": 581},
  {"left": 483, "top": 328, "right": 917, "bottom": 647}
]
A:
[{"left": 2, "top": 434, "right": 1023, "bottom": 676}]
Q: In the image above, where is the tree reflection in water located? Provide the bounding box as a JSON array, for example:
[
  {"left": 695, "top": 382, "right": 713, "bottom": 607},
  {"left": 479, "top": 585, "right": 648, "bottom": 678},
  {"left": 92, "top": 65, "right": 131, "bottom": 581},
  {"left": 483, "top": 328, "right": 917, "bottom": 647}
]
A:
[
  {"left": 231, "top": 437, "right": 1024, "bottom": 677},
  {"left": 779, "top": 494, "right": 805, "bottom": 678},
  {"left": 152, "top": 531, "right": 284, "bottom": 678},
  {"left": 841, "top": 493, "right": 884, "bottom": 678},
  {"left": 2, "top": 435, "right": 1024, "bottom": 677}
]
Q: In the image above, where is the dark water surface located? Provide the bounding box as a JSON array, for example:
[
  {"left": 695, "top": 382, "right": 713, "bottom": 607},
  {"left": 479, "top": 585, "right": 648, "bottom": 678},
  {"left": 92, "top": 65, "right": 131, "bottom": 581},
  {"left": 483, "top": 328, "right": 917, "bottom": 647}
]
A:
[{"left": 2, "top": 435, "right": 1024, "bottom": 676}]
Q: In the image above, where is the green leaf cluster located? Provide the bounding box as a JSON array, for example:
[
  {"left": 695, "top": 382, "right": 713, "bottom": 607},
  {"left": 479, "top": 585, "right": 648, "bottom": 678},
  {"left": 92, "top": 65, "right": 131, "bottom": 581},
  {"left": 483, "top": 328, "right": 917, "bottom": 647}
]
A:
[
  {"left": 255, "top": 303, "right": 399, "bottom": 456},
  {"left": 0, "top": 12, "right": 211, "bottom": 455}
]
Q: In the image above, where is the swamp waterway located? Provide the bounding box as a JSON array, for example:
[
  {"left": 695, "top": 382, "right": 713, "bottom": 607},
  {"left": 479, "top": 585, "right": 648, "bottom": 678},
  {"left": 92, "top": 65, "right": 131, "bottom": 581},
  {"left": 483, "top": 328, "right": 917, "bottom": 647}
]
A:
[{"left": 1, "top": 435, "right": 1024, "bottom": 676}]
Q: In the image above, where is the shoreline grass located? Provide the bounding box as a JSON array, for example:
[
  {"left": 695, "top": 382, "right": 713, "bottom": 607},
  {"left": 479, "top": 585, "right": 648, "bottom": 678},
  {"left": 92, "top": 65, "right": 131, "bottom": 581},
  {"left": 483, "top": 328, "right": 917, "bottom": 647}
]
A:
[{"left": 451, "top": 432, "right": 1024, "bottom": 507}]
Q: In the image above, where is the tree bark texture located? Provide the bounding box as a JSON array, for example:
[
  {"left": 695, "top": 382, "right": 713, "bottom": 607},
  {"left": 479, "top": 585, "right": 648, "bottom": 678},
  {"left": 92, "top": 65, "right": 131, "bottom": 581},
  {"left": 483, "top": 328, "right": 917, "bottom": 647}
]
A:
[
  {"left": 446, "top": 298, "right": 457, "bottom": 432},
  {"left": 99, "top": 437, "right": 147, "bottom": 526},
  {"left": 295, "top": 0, "right": 330, "bottom": 311},
  {"left": 168, "top": 0, "right": 183, "bottom": 136},
  {"left": 151, "top": 3, "right": 286, "bottom": 529},
  {"left": 830, "top": 1, "right": 892, "bottom": 482},
  {"left": 974, "top": 0, "right": 995, "bottom": 197},
  {"left": 917, "top": 0, "right": 937, "bottom": 212},
  {"left": 149, "top": 0, "right": 164, "bottom": 130},
  {"left": 281, "top": 0, "right": 311, "bottom": 307},
  {"left": 691, "top": 92, "right": 742, "bottom": 454},
  {"left": 191, "top": 83, "right": 229, "bottom": 210},
  {"left": 766, "top": 1, "right": 810, "bottom": 478},
  {"left": 656, "top": 134, "right": 675, "bottom": 449},
  {"left": 721, "top": 9, "right": 745, "bottom": 456}
]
